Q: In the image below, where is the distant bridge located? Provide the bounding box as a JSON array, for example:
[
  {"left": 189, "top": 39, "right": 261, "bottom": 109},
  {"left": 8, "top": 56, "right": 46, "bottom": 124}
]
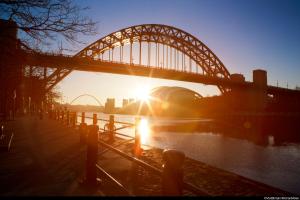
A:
[{"left": 69, "top": 94, "right": 103, "bottom": 106}]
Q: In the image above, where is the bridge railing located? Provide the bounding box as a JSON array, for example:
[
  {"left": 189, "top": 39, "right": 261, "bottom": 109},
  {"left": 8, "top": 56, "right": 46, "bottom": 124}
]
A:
[
  {"left": 49, "top": 110, "right": 211, "bottom": 196},
  {"left": 24, "top": 49, "right": 215, "bottom": 77}
]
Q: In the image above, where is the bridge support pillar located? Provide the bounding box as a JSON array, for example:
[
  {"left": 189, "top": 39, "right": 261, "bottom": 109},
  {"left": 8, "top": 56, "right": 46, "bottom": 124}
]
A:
[
  {"left": 251, "top": 69, "right": 268, "bottom": 112},
  {"left": 250, "top": 69, "right": 268, "bottom": 135}
]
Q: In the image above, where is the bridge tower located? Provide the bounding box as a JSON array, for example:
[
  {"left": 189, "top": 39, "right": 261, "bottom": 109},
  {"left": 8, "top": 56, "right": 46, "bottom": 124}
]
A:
[
  {"left": 0, "top": 19, "right": 21, "bottom": 119},
  {"left": 252, "top": 69, "right": 268, "bottom": 112},
  {"left": 230, "top": 73, "right": 246, "bottom": 111}
]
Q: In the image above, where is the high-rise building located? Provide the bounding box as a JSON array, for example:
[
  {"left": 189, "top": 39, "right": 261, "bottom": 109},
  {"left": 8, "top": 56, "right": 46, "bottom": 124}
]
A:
[
  {"left": 104, "top": 98, "right": 115, "bottom": 113},
  {"left": 122, "top": 99, "right": 129, "bottom": 108}
]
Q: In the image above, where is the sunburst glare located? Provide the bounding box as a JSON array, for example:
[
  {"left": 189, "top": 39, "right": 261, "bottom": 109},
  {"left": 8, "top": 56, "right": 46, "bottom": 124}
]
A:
[
  {"left": 134, "top": 86, "right": 151, "bottom": 102},
  {"left": 138, "top": 118, "right": 150, "bottom": 144}
]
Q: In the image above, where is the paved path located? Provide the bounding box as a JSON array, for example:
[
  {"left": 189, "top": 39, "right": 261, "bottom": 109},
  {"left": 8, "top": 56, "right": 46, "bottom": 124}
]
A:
[{"left": 0, "top": 116, "right": 93, "bottom": 196}]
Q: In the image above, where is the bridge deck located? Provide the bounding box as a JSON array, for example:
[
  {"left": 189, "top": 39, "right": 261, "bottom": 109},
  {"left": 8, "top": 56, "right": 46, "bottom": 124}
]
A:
[{"left": 0, "top": 116, "right": 293, "bottom": 196}]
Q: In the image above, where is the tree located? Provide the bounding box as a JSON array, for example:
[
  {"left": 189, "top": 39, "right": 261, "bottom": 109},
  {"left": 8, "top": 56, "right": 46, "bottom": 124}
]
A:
[
  {"left": 0, "top": 0, "right": 97, "bottom": 49},
  {"left": 0, "top": 0, "right": 97, "bottom": 118}
]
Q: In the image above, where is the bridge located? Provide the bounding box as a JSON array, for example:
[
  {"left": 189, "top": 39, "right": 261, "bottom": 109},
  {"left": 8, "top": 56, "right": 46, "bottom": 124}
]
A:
[
  {"left": 17, "top": 24, "right": 299, "bottom": 98},
  {"left": 0, "top": 22, "right": 298, "bottom": 114},
  {"left": 69, "top": 94, "right": 103, "bottom": 106}
]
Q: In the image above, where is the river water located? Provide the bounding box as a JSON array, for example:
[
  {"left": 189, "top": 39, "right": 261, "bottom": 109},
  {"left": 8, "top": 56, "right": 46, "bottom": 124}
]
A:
[{"left": 81, "top": 112, "right": 300, "bottom": 195}]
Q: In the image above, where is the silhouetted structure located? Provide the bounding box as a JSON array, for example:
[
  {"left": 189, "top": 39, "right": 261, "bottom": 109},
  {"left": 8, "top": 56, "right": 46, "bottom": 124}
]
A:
[
  {"left": 1, "top": 22, "right": 300, "bottom": 119},
  {"left": 0, "top": 19, "right": 21, "bottom": 119}
]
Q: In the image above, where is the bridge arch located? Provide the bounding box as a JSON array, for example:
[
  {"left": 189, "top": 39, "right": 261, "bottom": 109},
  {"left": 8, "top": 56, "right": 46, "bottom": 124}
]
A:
[
  {"left": 46, "top": 24, "right": 231, "bottom": 93},
  {"left": 69, "top": 94, "right": 103, "bottom": 106},
  {"left": 76, "top": 24, "right": 230, "bottom": 93}
]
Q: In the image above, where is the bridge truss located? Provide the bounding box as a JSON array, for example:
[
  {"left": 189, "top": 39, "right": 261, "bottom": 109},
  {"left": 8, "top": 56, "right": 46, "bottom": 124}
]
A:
[{"left": 25, "top": 24, "right": 231, "bottom": 93}]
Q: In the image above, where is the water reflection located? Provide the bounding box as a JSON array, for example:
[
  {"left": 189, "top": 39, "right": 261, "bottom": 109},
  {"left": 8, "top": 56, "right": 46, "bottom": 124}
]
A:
[
  {"left": 138, "top": 118, "right": 150, "bottom": 144},
  {"left": 81, "top": 112, "right": 300, "bottom": 194}
]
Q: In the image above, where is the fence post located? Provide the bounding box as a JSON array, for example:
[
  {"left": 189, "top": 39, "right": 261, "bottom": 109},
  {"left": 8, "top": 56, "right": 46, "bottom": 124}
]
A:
[
  {"left": 109, "top": 115, "right": 115, "bottom": 142},
  {"left": 57, "top": 110, "right": 60, "bottom": 121},
  {"left": 1, "top": 125, "right": 4, "bottom": 136},
  {"left": 79, "top": 112, "right": 87, "bottom": 144},
  {"left": 93, "top": 113, "right": 97, "bottom": 125},
  {"left": 85, "top": 117, "right": 100, "bottom": 186},
  {"left": 61, "top": 110, "right": 64, "bottom": 123},
  {"left": 134, "top": 117, "right": 142, "bottom": 157},
  {"left": 72, "top": 112, "right": 77, "bottom": 127},
  {"left": 162, "top": 149, "right": 185, "bottom": 196},
  {"left": 55, "top": 110, "right": 58, "bottom": 120},
  {"left": 39, "top": 109, "right": 43, "bottom": 120},
  {"left": 57, "top": 110, "right": 59, "bottom": 121},
  {"left": 66, "top": 111, "right": 70, "bottom": 126},
  {"left": 81, "top": 112, "right": 85, "bottom": 124}
]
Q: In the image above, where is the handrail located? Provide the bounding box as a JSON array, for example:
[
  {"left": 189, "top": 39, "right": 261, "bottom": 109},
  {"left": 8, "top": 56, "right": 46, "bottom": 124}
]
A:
[
  {"left": 101, "top": 131, "right": 134, "bottom": 139},
  {"left": 97, "top": 139, "right": 210, "bottom": 196},
  {"left": 98, "top": 138, "right": 134, "bottom": 156},
  {"left": 52, "top": 111, "right": 212, "bottom": 196},
  {"left": 77, "top": 115, "right": 134, "bottom": 126},
  {"left": 96, "top": 164, "right": 133, "bottom": 196},
  {"left": 98, "top": 140, "right": 162, "bottom": 175}
]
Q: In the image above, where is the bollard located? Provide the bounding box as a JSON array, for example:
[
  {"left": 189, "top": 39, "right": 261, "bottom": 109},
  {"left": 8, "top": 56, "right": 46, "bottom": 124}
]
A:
[
  {"left": 134, "top": 117, "right": 142, "bottom": 157},
  {"left": 162, "top": 149, "right": 185, "bottom": 196},
  {"left": 108, "top": 115, "right": 115, "bottom": 142},
  {"left": 85, "top": 124, "right": 100, "bottom": 186}
]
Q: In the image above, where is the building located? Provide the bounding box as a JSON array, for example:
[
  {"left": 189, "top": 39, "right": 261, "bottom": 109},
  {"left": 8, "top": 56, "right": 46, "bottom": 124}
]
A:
[
  {"left": 104, "top": 98, "right": 115, "bottom": 114},
  {"left": 129, "top": 98, "right": 135, "bottom": 104},
  {"left": 122, "top": 99, "right": 129, "bottom": 108}
]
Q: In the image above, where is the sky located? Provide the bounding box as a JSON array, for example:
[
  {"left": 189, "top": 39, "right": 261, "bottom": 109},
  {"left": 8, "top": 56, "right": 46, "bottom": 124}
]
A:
[{"left": 56, "top": 0, "right": 300, "bottom": 106}]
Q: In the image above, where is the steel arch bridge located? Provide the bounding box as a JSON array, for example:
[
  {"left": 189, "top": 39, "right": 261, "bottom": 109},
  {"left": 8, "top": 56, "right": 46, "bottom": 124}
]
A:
[
  {"left": 44, "top": 24, "right": 231, "bottom": 93},
  {"left": 69, "top": 94, "right": 103, "bottom": 106}
]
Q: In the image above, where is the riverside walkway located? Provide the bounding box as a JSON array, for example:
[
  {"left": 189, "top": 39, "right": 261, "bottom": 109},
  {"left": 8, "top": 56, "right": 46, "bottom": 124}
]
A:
[
  {"left": 0, "top": 115, "right": 294, "bottom": 196},
  {"left": 0, "top": 116, "right": 95, "bottom": 196}
]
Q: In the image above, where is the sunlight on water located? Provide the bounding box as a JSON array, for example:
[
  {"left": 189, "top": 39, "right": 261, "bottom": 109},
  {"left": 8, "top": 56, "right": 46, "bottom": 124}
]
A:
[
  {"left": 138, "top": 118, "right": 150, "bottom": 144},
  {"left": 80, "top": 112, "right": 300, "bottom": 194}
]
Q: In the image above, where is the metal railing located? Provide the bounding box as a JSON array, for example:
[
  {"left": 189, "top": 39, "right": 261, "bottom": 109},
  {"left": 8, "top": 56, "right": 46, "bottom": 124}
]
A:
[{"left": 48, "top": 109, "right": 211, "bottom": 196}]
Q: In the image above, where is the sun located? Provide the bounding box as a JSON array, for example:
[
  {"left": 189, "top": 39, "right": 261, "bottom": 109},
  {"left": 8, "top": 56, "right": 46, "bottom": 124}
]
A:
[{"left": 134, "top": 86, "right": 151, "bottom": 102}]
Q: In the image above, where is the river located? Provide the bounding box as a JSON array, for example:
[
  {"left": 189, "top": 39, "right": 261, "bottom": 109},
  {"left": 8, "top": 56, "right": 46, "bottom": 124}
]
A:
[{"left": 81, "top": 112, "right": 300, "bottom": 195}]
